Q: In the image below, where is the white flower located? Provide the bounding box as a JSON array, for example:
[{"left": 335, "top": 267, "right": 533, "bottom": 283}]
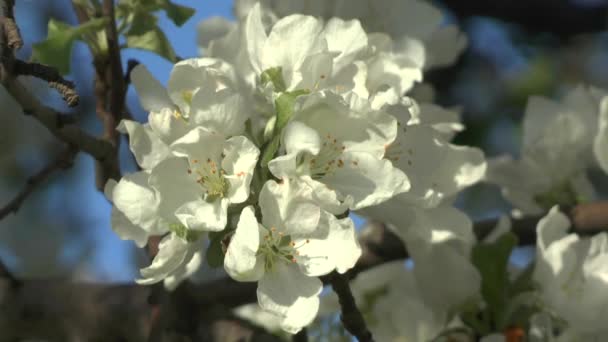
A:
[
  {"left": 321, "top": 260, "right": 470, "bottom": 342},
  {"left": 150, "top": 127, "right": 259, "bottom": 232},
  {"left": 486, "top": 86, "right": 608, "bottom": 214},
  {"left": 136, "top": 233, "right": 206, "bottom": 291},
  {"left": 120, "top": 59, "right": 249, "bottom": 170},
  {"left": 533, "top": 206, "right": 608, "bottom": 336},
  {"left": 104, "top": 174, "right": 164, "bottom": 247},
  {"left": 232, "top": 0, "right": 466, "bottom": 69},
  {"left": 204, "top": 3, "right": 425, "bottom": 109},
  {"left": 224, "top": 179, "right": 361, "bottom": 333},
  {"left": 358, "top": 98, "right": 485, "bottom": 255},
  {"left": 105, "top": 177, "right": 206, "bottom": 290},
  {"left": 268, "top": 91, "right": 410, "bottom": 212}
]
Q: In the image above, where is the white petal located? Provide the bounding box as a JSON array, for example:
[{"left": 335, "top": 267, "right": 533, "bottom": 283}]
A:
[
  {"left": 222, "top": 136, "right": 260, "bottom": 203},
  {"left": 148, "top": 108, "right": 190, "bottom": 145},
  {"left": 149, "top": 157, "right": 200, "bottom": 220},
  {"left": 257, "top": 263, "right": 322, "bottom": 318},
  {"left": 244, "top": 3, "right": 267, "bottom": 74},
  {"left": 282, "top": 121, "right": 321, "bottom": 156},
  {"left": 279, "top": 294, "right": 321, "bottom": 334},
  {"left": 170, "top": 127, "right": 225, "bottom": 163},
  {"left": 323, "top": 18, "right": 367, "bottom": 71},
  {"left": 225, "top": 206, "right": 265, "bottom": 282},
  {"left": 112, "top": 171, "right": 164, "bottom": 234},
  {"left": 175, "top": 198, "right": 228, "bottom": 232},
  {"left": 117, "top": 120, "right": 170, "bottom": 169},
  {"left": 296, "top": 213, "right": 361, "bottom": 276},
  {"left": 425, "top": 25, "right": 467, "bottom": 69},
  {"left": 190, "top": 88, "right": 248, "bottom": 136},
  {"left": 594, "top": 96, "right": 608, "bottom": 174},
  {"left": 164, "top": 237, "right": 206, "bottom": 290},
  {"left": 137, "top": 234, "right": 189, "bottom": 285},
  {"left": 390, "top": 124, "right": 486, "bottom": 207},
  {"left": 268, "top": 153, "right": 299, "bottom": 179},
  {"left": 322, "top": 151, "right": 410, "bottom": 210},
  {"left": 259, "top": 179, "right": 321, "bottom": 235},
  {"left": 110, "top": 206, "right": 149, "bottom": 248},
  {"left": 131, "top": 64, "right": 174, "bottom": 112}
]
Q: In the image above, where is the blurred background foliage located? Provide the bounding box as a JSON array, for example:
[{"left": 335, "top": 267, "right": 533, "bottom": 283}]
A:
[{"left": 1, "top": 0, "right": 607, "bottom": 282}]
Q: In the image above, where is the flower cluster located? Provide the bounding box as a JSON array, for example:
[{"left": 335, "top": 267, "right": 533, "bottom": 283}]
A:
[
  {"left": 107, "top": 0, "right": 487, "bottom": 335},
  {"left": 486, "top": 85, "right": 608, "bottom": 216}
]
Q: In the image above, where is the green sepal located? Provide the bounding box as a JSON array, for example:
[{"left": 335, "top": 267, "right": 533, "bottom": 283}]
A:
[
  {"left": 168, "top": 223, "right": 202, "bottom": 243},
  {"left": 260, "top": 67, "right": 286, "bottom": 92},
  {"left": 259, "top": 89, "right": 310, "bottom": 167},
  {"left": 32, "top": 18, "right": 109, "bottom": 75}
]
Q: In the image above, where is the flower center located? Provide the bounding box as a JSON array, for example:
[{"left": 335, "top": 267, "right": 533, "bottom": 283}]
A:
[
  {"left": 187, "top": 157, "right": 230, "bottom": 201},
  {"left": 257, "top": 226, "right": 309, "bottom": 272},
  {"left": 299, "top": 133, "right": 347, "bottom": 180}
]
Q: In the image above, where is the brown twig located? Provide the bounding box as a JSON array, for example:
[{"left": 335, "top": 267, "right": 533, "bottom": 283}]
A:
[
  {"left": 0, "top": 0, "right": 20, "bottom": 50},
  {"left": 13, "top": 60, "right": 79, "bottom": 107},
  {"left": 85, "top": 0, "right": 125, "bottom": 190},
  {"left": 327, "top": 272, "right": 374, "bottom": 342},
  {"left": 0, "top": 146, "right": 78, "bottom": 220}
]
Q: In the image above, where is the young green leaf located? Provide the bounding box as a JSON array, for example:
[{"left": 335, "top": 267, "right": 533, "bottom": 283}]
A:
[
  {"left": 32, "top": 18, "right": 108, "bottom": 75},
  {"left": 471, "top": 232, "right": 518, "bottom": 329},
  {"left": 125, "top": 25, "right": 177, "bottom": 62}
]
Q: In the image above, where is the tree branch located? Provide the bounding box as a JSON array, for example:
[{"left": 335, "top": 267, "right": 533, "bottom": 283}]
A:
[
  {"left": 13, "top": 60, "right": 79, "bottom": 107},
  {"left": 0, "top": 145, "right": 77, "bottom": 220},
  {"left": 441, "top": 0, "right": 608, "bottom": 38},
  {"left": 0, "top": 3, "right": 115, "bottom": 167},
  {"left": 327, "top": 272, "right": 374, "bottom": 342}
]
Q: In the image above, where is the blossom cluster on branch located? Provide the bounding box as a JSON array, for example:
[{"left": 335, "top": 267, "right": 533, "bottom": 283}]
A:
[{"left": 94, "top": 0, "right": 608, "bottom": 341}]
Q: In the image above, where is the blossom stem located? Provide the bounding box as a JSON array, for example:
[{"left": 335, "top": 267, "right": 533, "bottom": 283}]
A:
[{"left": 327, "top": 271, "right": 374, "bottom": 342}]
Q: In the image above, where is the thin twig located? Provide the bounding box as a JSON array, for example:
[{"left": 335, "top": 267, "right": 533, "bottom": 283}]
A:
[
  {"left": 13, "top": 60, "right": 79, "bottom": 106},
  {"left": 0, "top": 146, "right": 78, "bottom": 220},
  {"left": 327, "top": 272, "right": 374, "bottom": 342}
]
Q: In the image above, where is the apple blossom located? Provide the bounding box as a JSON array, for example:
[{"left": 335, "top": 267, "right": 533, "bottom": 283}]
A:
[
  {"left": 486, "top": 85, "right": 608, "bottom": 215},
  {"left": 533, "top": 206, "right": 608, "bottom": 338},
  {"left": 268, "top": 91, "right": 410, "bottom": 213},
  {"left": 224, "top": 179, "right": 361, "bottom": 333}
]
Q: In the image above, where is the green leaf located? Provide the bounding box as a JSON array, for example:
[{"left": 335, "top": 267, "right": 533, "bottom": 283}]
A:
[
  {"left": 125, "top": 10, "right": 158, "bottom": 36},
  {"left": 32, "top": 18, "right": 108, "bottom": 75},
  {"left": 162, "top": 1, "right": 195, "bottom": 26},
  {"left": 471, "top": 232, "right": 518, "bottom": 329},
  {"left": 125, "top": 25, "right": 177, "bottom": 62}
]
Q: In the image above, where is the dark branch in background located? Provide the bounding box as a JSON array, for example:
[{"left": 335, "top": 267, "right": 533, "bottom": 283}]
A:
[
  {"left": 13, "top": 60, "right": 79, "bottom": 107},
  {"left": 440, "top": 0, "right": 608, "bottom": 38},
  {"left": 0, "top": 146, "right": 77, "bottom": 219},
  {"left": 327, "top": 272, "right": 374, "bottom": 342}
]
